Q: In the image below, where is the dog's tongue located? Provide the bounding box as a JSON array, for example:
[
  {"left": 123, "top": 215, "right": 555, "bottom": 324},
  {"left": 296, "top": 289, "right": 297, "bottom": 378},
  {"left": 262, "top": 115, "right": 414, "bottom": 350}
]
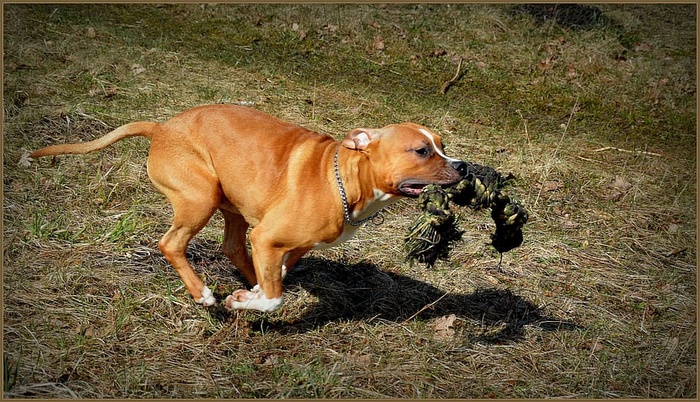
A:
[
  {"left": 401, "top": 183, "right": 426, "bottom": 196},
  {"left": 398, "top": 180, "right": 430, "bottom": 196}
]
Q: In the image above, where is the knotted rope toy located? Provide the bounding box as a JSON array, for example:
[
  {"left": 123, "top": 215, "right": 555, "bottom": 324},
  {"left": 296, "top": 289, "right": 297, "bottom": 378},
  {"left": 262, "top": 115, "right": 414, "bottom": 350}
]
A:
[{"left": 404, "top": 162, "right": 529, "bottom": 267}]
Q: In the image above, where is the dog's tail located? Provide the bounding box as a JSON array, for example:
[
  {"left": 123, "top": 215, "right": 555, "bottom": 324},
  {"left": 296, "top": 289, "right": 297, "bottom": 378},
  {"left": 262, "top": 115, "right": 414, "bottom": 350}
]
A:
[{"left": 29, "top": 121, "right": 159, "bottom": 158}]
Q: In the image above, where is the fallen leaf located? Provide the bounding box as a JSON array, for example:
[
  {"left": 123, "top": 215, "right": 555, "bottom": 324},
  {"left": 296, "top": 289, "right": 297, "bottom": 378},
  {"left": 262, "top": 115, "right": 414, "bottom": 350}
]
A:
[
  {"left": 131, "top": 64, "right": 146, "bottom": 75},
  {"left": 373, "top": 35, "right": 385, "bottom": 51},
  {"left": 540, "top": 180, "right": 563, "bottom": 192},
  {"left": 86, "top": 27, "right": 96, "bottom": 38},
  {"left": 667, "top": 223, "right": 679, "bottom": 234},
  {"left": 610, "top": 175, "right": 632, "bottom": 190},
  {"left": 538, "top": 55, "right": 557, "bottom": 71},
  {"left": 432, "top": 314, "right": 456, "bottom": 338},
  {"left": 665, "top": 247, "right": 687, "bottom": 257},
  {"left": 430, "top": 48, "right": 447, "bottom": 58},
  {"left": 603, "top": 175, "right": 632, "bottom": 201},
  {"left": 589, "top": 341, "right": 604, "bottom": 353},
  {"left": 257, "top": 353, "right": 279, "bottom": 365},
  {"left": 346, "top": 353, "right": 371, "bottom": 365},
  {"left": 580, "top": 338, "right": 604, "bottom": 353},
  {"left": 634, "top": 42, "right": 651, "bottom": 52}
]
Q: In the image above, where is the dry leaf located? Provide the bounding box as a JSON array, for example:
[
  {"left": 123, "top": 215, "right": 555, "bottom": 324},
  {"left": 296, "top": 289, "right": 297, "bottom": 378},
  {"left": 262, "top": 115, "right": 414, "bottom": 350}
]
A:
[
  {"left": 540, "top": 180, "right": 563, "bottom": 192},
  {"left": 603, "top": 175, "right": 632, "bottom": 201},
  {"left": 373, "top": 35, "right": 385, "bottom": 51},
  {"left": 433, "top": 314, "right": 456, "bottom": 338},
  {"left": 538, "top": 55, "right": 557, "bottom": 71},
  {"left": 131, "top": 64, "right": 146, "bottom": 75},
  {"left": 582, "top": 339, "right": 604, "bottom": 353},
  {"left": 665, "top": 247, "right": 687, "bottom": 257},
  {"left": 430, "top": 48, "right": 447, "bottom": 57},
  {"left": 634, "top": 43, "right": 651, "bottom": 52},
  {"left": 257, "top": 353, "right": 279, "bottom": 365},
  {"left": 346, "top": 353, "right": 371, "bottom": 365},
  {"left": 667, "top": 223, "right": 679, "bottom": 234}
]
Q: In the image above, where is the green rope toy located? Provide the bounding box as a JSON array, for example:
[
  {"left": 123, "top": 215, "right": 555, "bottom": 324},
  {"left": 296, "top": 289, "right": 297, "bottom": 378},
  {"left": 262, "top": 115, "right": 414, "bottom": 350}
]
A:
[{"left": 404, "top": 162, "right": 529, "bottom": 267}]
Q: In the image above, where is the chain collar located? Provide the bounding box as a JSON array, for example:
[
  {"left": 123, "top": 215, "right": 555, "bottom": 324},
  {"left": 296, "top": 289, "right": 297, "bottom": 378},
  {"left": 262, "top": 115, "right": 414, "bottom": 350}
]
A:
[{"left": 334, "top": 147, "right": 384, "bottom": 226}]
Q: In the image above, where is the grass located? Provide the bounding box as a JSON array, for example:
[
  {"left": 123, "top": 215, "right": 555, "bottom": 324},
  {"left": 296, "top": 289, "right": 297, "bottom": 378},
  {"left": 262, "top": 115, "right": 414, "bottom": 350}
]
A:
[{"left": 3, "top": 3, "right": 696, "bottom": 398}]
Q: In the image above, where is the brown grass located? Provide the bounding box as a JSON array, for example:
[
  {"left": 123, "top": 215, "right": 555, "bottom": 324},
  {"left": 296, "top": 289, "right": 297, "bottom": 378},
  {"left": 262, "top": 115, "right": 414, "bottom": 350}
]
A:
[{"left": 3, "top": 3, "right": 696, "bottom": 398}]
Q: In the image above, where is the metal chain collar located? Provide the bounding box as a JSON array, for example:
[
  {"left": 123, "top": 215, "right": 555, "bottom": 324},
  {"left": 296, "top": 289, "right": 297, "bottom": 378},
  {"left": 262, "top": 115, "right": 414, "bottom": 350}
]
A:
[{"left": 334, "top": 147, "right": 384, "bottom": 227}]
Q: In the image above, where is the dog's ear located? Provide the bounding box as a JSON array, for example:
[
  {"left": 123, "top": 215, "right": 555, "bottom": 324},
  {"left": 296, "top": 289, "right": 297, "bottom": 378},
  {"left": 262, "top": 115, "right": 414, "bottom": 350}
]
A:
[{"left": 342, "top": 128, "right": 377, "bottom": 151}]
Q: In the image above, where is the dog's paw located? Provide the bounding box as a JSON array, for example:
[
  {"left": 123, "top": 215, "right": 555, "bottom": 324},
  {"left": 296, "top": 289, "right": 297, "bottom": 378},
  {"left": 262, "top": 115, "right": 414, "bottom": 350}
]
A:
[
  {"left": 223, "top": 289, "right": 255, "bottom": 310},
  {"left": 224, "top": 293, "right": 245, "bottom": 310},
  {"left": 196, "top": 286, "right": 217, "bottom": 307},
  {"left": 223, "top": 288, "right": 283, "bottom": 312}
]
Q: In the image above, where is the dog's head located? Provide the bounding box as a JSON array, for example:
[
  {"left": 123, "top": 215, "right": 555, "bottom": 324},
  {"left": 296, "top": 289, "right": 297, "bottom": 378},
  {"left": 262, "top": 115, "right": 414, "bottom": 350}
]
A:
[{"left": 342, "top": 123, "right": 467, "bottom": 197}]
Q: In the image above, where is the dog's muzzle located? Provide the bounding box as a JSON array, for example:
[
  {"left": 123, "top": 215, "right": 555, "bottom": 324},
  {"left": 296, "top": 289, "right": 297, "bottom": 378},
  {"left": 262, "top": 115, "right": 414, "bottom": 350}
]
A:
[{"left": 451, "top": 160, "right": 468, "bottom": 177}]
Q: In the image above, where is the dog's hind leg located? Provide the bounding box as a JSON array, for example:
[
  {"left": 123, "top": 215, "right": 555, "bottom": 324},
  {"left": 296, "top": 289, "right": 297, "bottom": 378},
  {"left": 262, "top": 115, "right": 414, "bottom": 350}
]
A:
[
  {"left": 149, "top": 160, "right": 221, "bottom": 306},
  {"left": 158, "top": 193, "right": 219, "bottom": 306},
  {"left": 220, "top": 209, "right": 257, "bottom": 286},
  {"left": 146, "top": 132, "right": 224, "bottom": 306}
]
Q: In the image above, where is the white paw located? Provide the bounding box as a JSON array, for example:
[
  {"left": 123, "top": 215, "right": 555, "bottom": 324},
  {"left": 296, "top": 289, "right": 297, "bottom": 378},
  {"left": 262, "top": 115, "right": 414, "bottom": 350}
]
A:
[
  {"left": 196, "top": 286, "right": 216, "bottom": 307},
  {"left": 223, "top": 288, "right": 283, "bottom": 312}
]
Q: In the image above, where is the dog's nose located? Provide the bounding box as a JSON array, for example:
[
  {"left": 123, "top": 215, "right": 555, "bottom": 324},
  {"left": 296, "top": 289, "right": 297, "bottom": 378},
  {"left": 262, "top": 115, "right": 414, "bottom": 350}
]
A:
[{"left": 451, "top": 160, "right": 469, "bottom": 176}]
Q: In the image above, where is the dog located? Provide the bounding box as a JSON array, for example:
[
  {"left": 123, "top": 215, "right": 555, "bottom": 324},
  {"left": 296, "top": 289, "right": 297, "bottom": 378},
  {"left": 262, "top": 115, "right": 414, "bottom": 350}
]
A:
[{"left": 28, "top": 104, "right": 468, "bottom": 312}]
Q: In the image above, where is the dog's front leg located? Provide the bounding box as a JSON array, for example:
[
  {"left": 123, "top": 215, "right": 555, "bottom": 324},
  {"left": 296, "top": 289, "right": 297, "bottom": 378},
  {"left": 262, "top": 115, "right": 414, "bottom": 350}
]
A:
[{"left": 223, "top": 229, "right": 286, "bottom": 312}]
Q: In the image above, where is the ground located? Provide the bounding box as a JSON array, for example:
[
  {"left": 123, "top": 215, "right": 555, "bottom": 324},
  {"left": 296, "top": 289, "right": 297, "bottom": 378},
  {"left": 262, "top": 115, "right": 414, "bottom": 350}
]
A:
[{"left": 3, "top": 4, "right": 696, "bottom": 398}]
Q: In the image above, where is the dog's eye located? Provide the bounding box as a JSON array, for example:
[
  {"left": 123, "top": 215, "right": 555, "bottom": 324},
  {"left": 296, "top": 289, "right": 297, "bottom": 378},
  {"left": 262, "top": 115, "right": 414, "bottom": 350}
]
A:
[{"left": 414, "top": 147, "right": 430, "bottom": 157}]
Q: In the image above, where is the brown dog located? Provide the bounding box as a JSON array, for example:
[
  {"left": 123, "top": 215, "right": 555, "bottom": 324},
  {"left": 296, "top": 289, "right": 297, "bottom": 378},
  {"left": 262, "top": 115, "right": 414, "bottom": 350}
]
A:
[{"left": 28, "top": 105, "right": 467, "bottom": 312}]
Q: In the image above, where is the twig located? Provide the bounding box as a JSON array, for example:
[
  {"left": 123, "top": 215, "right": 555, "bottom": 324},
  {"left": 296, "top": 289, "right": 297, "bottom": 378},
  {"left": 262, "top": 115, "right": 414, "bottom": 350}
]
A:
[
  {"left": 440, "top": 58, "right": 465, "bottom": 95},
  {"left": 576, "top": 155, "right": 604, "bottom": 164},
  {"left": 591, "top": 146, "right": 662, "bottom": 157},
  {"left": 401, "top": 290, "right": 451, "bottom": 323}
]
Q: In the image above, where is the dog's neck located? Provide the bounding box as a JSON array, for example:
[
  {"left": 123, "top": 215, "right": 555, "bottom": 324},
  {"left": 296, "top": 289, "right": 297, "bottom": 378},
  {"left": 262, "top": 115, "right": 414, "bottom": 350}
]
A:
[{"left": 334, "top": 146, "right": 401, "bottom": 225}]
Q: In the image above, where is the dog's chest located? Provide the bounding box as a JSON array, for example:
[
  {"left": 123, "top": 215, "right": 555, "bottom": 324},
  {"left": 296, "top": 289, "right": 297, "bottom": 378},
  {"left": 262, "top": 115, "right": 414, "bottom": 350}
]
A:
[{"left": 312, "top": 224, "right": 360, "bottom": 250}]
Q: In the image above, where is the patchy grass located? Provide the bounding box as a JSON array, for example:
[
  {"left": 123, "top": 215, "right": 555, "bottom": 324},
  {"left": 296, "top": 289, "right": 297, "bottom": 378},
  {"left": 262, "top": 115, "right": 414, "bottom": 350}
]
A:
[{"left": 4, "top": 3, "right": 696, "bottom": 398}]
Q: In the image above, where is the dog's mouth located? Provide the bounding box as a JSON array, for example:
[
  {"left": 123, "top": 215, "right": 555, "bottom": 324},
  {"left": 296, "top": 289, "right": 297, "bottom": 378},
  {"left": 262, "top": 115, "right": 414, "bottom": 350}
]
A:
[
  {"left": 398, "top": 177, "right": 463, "bottom": 197},
  {"left": 398, "top": 180, "right": 428, "bottom": 197}
]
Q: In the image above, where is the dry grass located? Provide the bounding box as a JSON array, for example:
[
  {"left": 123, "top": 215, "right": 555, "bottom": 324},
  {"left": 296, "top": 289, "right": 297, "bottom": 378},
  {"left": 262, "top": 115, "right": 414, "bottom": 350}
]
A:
[{"left": 3, "top": 4, "right": 696, "bottom": 398}]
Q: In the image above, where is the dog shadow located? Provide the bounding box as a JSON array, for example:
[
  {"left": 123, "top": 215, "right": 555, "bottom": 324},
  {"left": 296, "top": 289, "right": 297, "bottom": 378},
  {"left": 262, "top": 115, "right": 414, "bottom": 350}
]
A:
[{"left": 233, "top": 256, "right": 580, "bottom": 344}]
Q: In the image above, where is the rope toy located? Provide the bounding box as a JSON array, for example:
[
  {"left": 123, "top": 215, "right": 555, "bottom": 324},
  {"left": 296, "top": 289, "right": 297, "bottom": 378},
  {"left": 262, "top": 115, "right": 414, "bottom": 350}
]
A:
[{"left": 404, "top": 162, "right": 529, "bottom": 267}]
